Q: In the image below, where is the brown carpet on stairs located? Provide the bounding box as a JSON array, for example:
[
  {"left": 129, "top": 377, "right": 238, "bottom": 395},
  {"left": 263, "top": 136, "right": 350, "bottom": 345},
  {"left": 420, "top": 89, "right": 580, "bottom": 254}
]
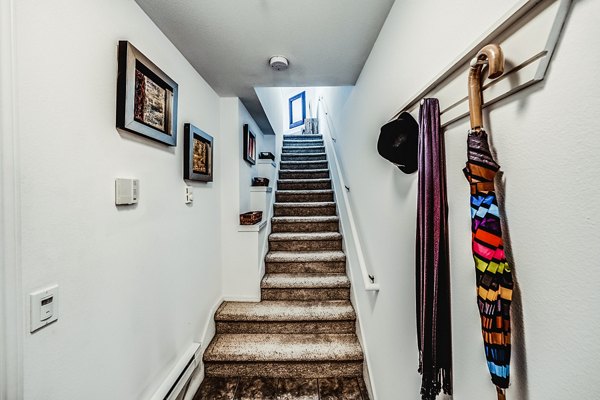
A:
[
  {"left": 195, "top": 134, "right": 370, "bottom": 400},
  {"left": 194, "top": 376, "right": 370, "bottom": 400}
]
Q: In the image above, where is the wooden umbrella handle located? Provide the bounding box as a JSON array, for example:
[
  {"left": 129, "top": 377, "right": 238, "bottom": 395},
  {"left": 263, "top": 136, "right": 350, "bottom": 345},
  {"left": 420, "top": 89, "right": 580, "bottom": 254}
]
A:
[
  {"left": 468, "top": 44, "right": 505, "bottom": 130},
  {"left": 497, "top": 386, "right": 507, "bottom": 400}
]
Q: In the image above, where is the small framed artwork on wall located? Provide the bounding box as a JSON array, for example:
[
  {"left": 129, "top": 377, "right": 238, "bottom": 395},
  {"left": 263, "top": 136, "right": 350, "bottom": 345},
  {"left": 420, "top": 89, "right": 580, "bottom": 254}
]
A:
[
  {"left": 184, "top": 123, "right": 213, "bottom": 182},
  {"left": 116, "top": 41, "right": 179, "bottom": 146},
  {"left": 289, "top": 91, "right": 306, "bottom": 129},
  {"left": 243, "top": 124, "right": 256, "bottom": 165}
]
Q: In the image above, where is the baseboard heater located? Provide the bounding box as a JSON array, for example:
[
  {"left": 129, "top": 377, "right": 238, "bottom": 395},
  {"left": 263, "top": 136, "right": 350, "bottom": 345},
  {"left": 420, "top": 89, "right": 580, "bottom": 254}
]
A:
[{"left": 151, "top": 342, "right": 202, "bottom": 400}]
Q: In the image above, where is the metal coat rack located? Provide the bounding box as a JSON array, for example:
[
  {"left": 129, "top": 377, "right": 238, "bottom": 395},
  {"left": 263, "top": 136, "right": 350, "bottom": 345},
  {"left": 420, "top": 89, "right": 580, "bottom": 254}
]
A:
[{"left": 390, "top": 0, "right": 572, "bottom": 128}]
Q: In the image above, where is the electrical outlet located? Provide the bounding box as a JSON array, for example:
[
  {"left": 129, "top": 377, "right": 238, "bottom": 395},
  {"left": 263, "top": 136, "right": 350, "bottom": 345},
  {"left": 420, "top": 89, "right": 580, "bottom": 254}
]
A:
[{"left": 185, "top": 186, "right": 193, "bottom": 204}]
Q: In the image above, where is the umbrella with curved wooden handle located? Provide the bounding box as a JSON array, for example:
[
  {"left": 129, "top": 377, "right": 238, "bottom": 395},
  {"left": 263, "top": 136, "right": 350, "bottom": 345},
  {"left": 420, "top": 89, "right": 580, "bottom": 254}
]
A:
[
  {"left": 467, "top": 44, "right": 509, "bottom": 400},
  {"left": 468, "top": 44, "right": 505, "bottom": 130}
]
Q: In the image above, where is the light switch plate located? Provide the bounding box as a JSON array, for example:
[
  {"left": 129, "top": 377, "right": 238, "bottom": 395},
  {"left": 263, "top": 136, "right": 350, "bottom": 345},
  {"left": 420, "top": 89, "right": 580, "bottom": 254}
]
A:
[
  {"left": 185, "top": 186, "right": 193, "bottom": 204},
  {"left": 30, "top": 285, "right": 59, "bottom": 333}
]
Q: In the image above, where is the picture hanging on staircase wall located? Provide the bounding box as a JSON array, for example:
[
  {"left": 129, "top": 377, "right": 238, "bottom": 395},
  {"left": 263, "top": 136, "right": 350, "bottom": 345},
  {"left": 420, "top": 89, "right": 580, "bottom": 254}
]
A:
[
  {"left": 184, "top": 123, "right": 213, "bottom": 182},
  {"left": 116, "top": 41, "right": 179, "bottom": 146},
  {"left": 288, "top": 91, "right": 306, "bottom": 129},
  {"left": 243, "top": 124, "right": 256, "bottom": 165}
]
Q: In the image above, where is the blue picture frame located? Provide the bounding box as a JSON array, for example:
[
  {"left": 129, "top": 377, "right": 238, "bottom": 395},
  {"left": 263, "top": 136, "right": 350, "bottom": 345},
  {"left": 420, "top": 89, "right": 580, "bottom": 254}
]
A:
[{"left": 288, "top": 91, "right": 306, "bottom": 129}]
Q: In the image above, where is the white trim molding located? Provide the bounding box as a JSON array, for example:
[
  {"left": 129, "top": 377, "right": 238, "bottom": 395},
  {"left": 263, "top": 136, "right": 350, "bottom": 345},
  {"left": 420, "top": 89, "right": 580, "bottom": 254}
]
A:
[{"left": 0, "top": 0, "right": 23, "bottom": 398}]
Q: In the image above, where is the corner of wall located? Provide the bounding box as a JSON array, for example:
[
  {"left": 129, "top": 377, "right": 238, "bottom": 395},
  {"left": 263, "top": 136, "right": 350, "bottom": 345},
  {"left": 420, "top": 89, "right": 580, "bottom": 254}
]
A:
[
  {"left": 0, "top": 0, "right": 23, "bottom": 397},
  {"left": 219, "top": 97, "right": 270, "bottom": 301}
]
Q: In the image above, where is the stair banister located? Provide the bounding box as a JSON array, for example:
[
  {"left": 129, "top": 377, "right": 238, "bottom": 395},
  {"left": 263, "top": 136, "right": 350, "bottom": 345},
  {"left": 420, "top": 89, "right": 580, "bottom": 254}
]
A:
[{"left": 318, "top": 97, "right": 380, "bottom": 292}]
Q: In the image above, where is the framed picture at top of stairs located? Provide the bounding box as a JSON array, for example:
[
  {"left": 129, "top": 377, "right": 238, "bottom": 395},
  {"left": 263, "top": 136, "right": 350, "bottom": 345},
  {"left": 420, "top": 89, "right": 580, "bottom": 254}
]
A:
[
  {"left": 116, "top": 41, "right": 179, "bottom": 146},
  {"left": 288, "top": 91, "right": 306, "bottom": 129},
  {"left": 243, "top": 124, "right": 256, "bottom": 165}
]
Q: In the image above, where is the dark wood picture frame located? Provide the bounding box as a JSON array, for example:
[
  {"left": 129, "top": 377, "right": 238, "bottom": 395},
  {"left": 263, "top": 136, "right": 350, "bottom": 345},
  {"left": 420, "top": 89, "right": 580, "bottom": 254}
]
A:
[
  {"left": 243, "top": 124, "right": 256, "bottom": 165},
  {"left": 184, "top": 123, "right": 213, "bottom": 182},
  {"left": 116, "top": 41, "right": 179, "bottom": 146}
]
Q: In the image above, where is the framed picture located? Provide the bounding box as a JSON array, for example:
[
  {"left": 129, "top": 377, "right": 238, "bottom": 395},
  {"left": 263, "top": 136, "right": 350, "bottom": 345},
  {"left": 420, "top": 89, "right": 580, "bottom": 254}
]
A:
[
  {"left": 116, "top": 41, "right": 179, "bottom": 146},
  {"left": 243, "top": 124, "right": 256, "bottom": 165},
  {"left": 184, "top": 123, "right": 213, "bottom": 182},
  {"left": 289, "top": 91, "right": 306, "bottom": 129}
]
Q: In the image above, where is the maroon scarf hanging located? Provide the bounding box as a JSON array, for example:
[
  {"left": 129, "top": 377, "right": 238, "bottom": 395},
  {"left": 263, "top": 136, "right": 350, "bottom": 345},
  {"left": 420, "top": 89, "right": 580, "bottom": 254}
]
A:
[{"left": 416, "top": 98, "right": 453, "bottom": 400}]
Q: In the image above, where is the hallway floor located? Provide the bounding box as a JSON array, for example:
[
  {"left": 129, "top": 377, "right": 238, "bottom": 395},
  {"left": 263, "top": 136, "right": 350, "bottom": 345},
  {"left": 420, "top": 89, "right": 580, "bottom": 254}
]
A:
[{"left": 193, "top": 376, "right": 370, "bottom": 399}]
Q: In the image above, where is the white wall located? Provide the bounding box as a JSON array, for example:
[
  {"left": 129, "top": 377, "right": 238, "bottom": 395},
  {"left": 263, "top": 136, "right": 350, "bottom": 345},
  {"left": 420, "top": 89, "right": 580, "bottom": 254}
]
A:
[
  {"left": 220, "top": 98, "right": 270, "bottom": 301},
  {"left": 255, "top": 87, "right": 285, "bottom": 135},
  {"left": 329, "top": 1, "right": 600, "bottom": 399},
  {"left": 260, "top": 133, "right": 276, "bottom": 157},
  {"left": 315, "top": 87, "right": 353, "bottom": 142},
  {"left": 239, "top": 102, "right": 268, "bottom": 213},
  {"left": 13, "top": 0, "right": 225, "bottom": 398}
]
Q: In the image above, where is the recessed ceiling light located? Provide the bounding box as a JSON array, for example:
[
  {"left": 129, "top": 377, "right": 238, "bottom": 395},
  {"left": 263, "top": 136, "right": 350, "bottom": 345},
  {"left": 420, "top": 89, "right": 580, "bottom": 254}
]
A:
[{"left": 269, "top": 56, "right": 289, "bottom": 71}]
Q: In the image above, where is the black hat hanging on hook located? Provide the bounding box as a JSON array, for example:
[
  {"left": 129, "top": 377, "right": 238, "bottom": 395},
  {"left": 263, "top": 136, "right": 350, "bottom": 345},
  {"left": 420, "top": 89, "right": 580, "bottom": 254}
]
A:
[{"left": 377, "top": 112, "right": 419, "bottom": 174}]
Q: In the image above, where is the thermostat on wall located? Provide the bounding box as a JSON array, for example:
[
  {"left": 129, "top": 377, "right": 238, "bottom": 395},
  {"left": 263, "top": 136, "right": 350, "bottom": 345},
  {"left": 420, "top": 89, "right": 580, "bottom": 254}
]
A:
[
  {"left": 115, "top": 178, "right": 139, "bottom": 205},
  {"left": 30, "top": 285, "right": 59, "bottom": 333}
]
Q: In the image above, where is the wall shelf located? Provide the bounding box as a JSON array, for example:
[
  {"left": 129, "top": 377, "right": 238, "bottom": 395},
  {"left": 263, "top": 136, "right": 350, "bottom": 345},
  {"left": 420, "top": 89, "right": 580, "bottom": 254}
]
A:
[
  {"left": 238, "top": 219, "right": 268, "bottom": 232},
  {"left": 250, "top": 186, "right": 272, "bottom": 193}
]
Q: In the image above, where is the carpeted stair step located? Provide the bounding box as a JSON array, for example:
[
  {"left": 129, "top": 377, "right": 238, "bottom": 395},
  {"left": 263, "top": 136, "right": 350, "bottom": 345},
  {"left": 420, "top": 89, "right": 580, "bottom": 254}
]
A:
[
  {"left": 283, "top": 134, "right": 323, "bottom": 140},
  {"left": 261, "top": 274, "right": 350, "bottom": 301},
  {"left": 276, "top": 190, "right": 334, "bottom": 203},
  {"left": 203, "top": 333, "right": 363, "bottom": 378},
  {"left": 274, "top": 202, "right": 336, "bottom": 217},
  {"left": 271, "top": 216, "right": 339, "bottom": 233},
  {"left": 277, "top": 178, "right": 332, "bottom": 191},
  {"left": 266, "top": 251, "right": 347, "bottom": 274},
  {"left": 282, "top": 146, "right": 325, "bottom": 154},
  {"left": 283, "top": 135, "right": 323, "bottom": 142},
  {"left": 279, "top": 169, "right": 330, "bottom": 180},
  {"left": 269, "top": 232, "right": 342, "bottom": 251},
  {"left": 280, "top": 160, "right": 328, "bottom": 170},
  {"left": 214, "top": 300, "right": 356, "bottom": 334},
  {"left": 283, "top": 139, "right": 325, "bottom": 147},
  {"left": 281, "top": 153, "right": 327, "bottom": 162}
]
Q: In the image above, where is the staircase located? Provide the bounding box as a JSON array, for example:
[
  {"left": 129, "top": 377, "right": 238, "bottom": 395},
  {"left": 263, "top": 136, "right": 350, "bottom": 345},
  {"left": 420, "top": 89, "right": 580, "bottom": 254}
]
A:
[{"left": 203, "top": 134, "right": 366, "bottom": 389}]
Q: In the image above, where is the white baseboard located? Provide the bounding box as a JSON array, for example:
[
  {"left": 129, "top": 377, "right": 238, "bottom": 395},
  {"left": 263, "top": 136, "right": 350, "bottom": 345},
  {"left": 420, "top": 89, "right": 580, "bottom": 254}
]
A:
[
  {"left": 150, "top": 343, "right": 201, "bottom": 400},
  {"left": 222, "top": 295, "right": 260, "bottom": 302},
  {"left": 181, "top": 364, "right": 203, "bottom": 400},
  {"left": 198, "top": 295, "right": 224, "bottom": 350}
]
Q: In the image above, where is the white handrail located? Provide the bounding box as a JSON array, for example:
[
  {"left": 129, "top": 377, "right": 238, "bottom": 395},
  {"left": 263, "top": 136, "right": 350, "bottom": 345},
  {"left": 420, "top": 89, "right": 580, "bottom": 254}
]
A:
[{"left": 318, "top": 98, "right": 380, "bottom": 292}]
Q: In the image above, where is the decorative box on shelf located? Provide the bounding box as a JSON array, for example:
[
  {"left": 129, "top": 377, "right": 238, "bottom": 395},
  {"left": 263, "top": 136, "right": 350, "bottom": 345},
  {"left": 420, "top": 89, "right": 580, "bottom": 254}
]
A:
[
  {"left": 252, "top": 177, "right": 269, "bottom": 187},
  {"left": 259, "top": 152, "right": 275, "bottom": 161},
  {"left": 240, "top": 211, "right": 263, "bottom": 225}
]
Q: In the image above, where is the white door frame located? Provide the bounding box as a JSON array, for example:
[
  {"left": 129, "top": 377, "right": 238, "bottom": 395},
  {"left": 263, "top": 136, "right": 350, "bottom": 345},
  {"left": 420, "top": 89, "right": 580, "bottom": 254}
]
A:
[{"left": 1, "top": 0, "right": 23, "bottom": 398}]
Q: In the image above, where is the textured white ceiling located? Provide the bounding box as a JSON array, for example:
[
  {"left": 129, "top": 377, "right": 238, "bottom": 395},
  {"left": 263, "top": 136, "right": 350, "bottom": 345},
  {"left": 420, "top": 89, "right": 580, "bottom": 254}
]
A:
[{"left": 135, "top": 0, "right": 395, "bottom": 134}]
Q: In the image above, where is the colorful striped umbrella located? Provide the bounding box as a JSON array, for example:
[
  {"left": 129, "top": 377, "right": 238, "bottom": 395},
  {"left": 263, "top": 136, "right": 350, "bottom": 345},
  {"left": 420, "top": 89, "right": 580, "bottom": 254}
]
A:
[
  {"left": 466, "top": 44, "right": 513, "bottom": 399},
  {"left": 463, "top": 129, "right": 513, "bottom": 392}
]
